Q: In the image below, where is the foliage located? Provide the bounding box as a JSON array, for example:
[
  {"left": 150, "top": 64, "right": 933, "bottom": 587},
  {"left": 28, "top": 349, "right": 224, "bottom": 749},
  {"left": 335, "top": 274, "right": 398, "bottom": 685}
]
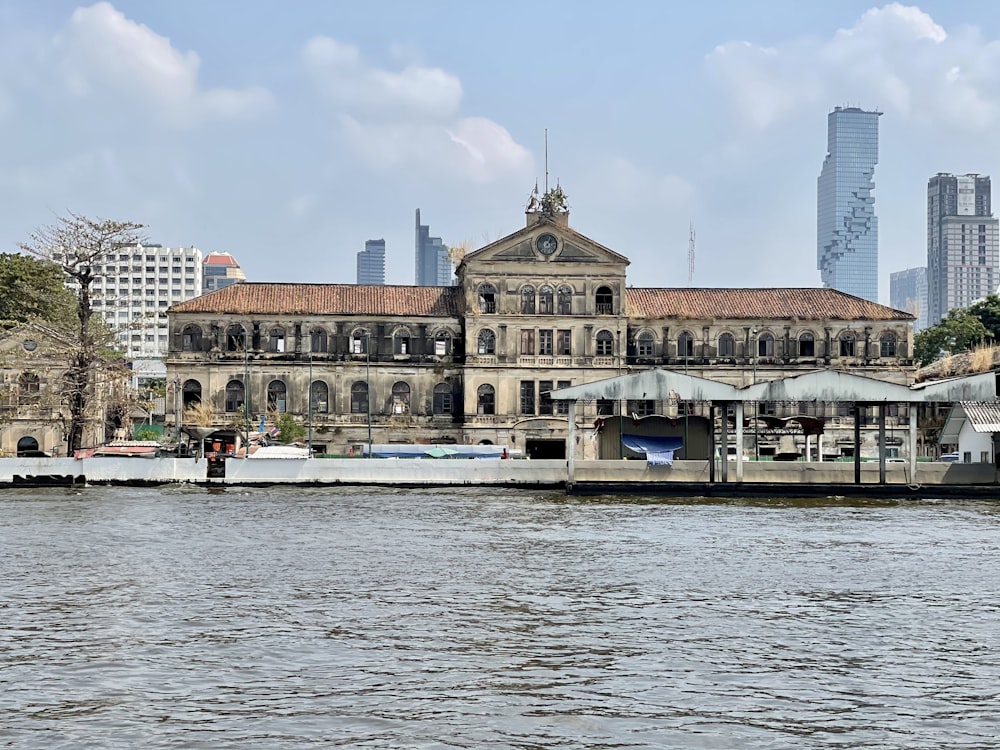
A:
[
  {"left": 274, "top": 412, "right": 306, "bottom": 445},
  {"left": 0, "top": 252, "right": 77, "bottom": 330},
  {"left": 914, "top": 308, "right": 990, "bottom": 366},
  {"left": 183, "top": 401, "right": 216, "bottom": 427},
  {"left": 965, "top": 294, "right": 1000, "bottom": 339},
  {"left": 134, "top": 425, "right": 162, "bottom": 441},
  {"left": 19, "top": 213, "right": 145, "bottom": 453}
]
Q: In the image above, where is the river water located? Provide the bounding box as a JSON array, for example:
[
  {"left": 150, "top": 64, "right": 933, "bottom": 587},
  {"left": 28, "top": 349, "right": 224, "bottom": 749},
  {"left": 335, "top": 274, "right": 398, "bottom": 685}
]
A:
[{"left": 1, "top": 487, "right": 999, "bottom": 749}]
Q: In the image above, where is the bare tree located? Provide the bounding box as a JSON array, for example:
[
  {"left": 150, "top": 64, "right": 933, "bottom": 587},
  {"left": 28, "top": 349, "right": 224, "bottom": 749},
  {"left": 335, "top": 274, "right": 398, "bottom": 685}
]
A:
[{"left": 20, "top": 213, "right": 145, "bottom": 453}]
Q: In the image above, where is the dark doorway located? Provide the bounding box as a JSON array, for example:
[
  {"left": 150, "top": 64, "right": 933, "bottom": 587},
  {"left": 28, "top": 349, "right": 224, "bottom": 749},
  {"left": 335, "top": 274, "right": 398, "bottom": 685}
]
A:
[
  {"left": 16, "top": 436, "right": 40, "bottom": 456},
  {"left": 526, "top": 439, "right": 565, "bottom": 460}
]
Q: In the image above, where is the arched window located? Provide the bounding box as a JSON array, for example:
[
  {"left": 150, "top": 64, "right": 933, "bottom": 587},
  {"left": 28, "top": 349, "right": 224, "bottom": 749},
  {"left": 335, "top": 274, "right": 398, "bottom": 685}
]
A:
[
  {"left": 557, "top": 285, "right": 573, "bottom": 315},
  {"left": 478, "top": 283, "right": 497, "bottom": 314},
  {"left": 595, "top": 285, "right": 613, "bottom": 314},
  {"left": 311, "top": 381, "right": 329, "bottom": 413},
  {"left": 351, "top": 329, "right": 368, "bottom": 355},
  {"left": 678, "top": 331, "right": 694, "bottom": 357},
  {"left": 17, "top": 372, "right": 40, "bottom": 405},
  {"left": 391, "top": 382, "right": 410, "bottom": 414},
  {"left": 350, "top": 381, "right": 368, "bottom": 414},
  {"left": 839, "top": 332, "right": 856, "bottom": 357},
  {"left": 538, "top": 285, "right": 554, "bottom": 314},
  {"left": 182, "top": 379, "right": 202, "bottom": 409},
  {"left": 520, "top": 285, "right": 535, "bottom": 314},
  {"left": 267, "top": 380, "right": 287, "bottom": 412},
  {"left": 799, "top": 332, "right": 815, "bottom": 357},
  {"left": 394, "top": 327, "right": 411, "bottom": 355},
  {"left": 718, "top": 332, "right": 735, "bottom": 357},
  {"left": 880, "top": 332, "right": 897, "bottom": 358},
  {"left": 268, "top": 327, "right": 285, "bottom": 353},
  {"left": 226, "top": 325, "right": 245, "bottom": 352},
  {"left": 433, "top": 330, "right": 451, "bottom": 357},
  {"left": 757, "top": 332, "right": 774, "bottom": 357},
  {"left": 477, "top": 384, "right": 496, "bottom": 415},
  {"left": 433, "top": 383, "right": 452, "bottom": 415},
  {"left": 225, "top": 380, "right": 245, "bottom": 412},
  {"left": 477, "top": 329, "right": 496, "bottom": 355},
  {"left": 182, "top": 324, "right": 202, "bottom": 352},
  {"left": 310, "top": 328, "right": 328, "bottom": 353},
  {"left": 637, "top": 331, "right": 655, "bottom": 357},
  {"left": 596, "top": 329, "right": 614, "bottom": 356},
  {"left": 16, "top": 436, "right": 40, "bottom": 456}
]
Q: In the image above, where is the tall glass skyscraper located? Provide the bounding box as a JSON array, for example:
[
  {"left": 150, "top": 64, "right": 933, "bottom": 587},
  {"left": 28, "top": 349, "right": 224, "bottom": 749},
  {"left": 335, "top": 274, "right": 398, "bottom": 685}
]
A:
[
  {"left": 415, "top": 209, "right": 452, "bottom": 286},
  {"left": 817, "top": 106, "right": 882, "bottom": 302},
  {"left": 356, "top": 239, "right": 386, "bottom": 285}
]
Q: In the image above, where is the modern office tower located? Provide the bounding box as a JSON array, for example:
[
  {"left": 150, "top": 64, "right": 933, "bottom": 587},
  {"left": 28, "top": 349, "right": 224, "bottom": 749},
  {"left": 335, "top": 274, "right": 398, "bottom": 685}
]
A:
[
  {"left": 203, "top": 251, "right": 247, "bottom": 293},
  {"left": 415, "top": 209, "right": 452, "bottom": 286},
  {"left": 890, "top": 267, "right": 928, "bottom": 332},
  {"left": 926, "top": 173, "right": 999, "bottom": 325},
  {"left": 356, "top": 239, "right": 386, "bottom": 285},
  {"left": 817, "top": 106, "right": 882, "bottom": 302},
  {"left": 61, "top": 243, "right": 203, "bottom": 361}
]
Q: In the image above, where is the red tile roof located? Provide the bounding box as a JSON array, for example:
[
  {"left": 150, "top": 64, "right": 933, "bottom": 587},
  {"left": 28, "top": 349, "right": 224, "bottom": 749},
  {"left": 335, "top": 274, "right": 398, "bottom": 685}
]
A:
[
  {"left": 170, "top": 283, "right": 461, "bottom": 317},
  {"left": 626, "top": 288, "right": 914, "bottom": 321},
  {"left": 203, "top": 252, "right": 242, "bottom": 267}
]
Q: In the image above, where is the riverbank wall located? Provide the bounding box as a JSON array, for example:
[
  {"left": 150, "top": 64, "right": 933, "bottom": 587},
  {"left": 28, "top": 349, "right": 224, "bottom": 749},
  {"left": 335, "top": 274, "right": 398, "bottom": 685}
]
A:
[{"left": 2, "top": 457, "right": 998, "bottom": 497}]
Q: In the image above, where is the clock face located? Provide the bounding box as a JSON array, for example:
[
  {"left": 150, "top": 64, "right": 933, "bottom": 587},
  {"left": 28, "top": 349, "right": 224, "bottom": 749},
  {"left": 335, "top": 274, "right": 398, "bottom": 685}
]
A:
[
  {"left": 23, "top": 340, "right": 37, "bottom": 352},
  {"left": 536, "top": 233, "right": 558, "bottom": 255}
]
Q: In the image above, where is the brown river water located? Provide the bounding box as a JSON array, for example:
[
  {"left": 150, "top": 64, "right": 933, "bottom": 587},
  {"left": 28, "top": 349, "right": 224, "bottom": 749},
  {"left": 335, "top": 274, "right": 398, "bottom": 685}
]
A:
[{"left": 2, "top": 487, "right": 999, "bottom": 748}]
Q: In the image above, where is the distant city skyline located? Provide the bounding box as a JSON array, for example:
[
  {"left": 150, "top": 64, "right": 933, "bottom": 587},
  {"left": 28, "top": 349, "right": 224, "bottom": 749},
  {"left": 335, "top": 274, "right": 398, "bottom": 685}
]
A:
[
  {"left": 817, "top": 106, "right": 881, "bottom": 303},
  {"left": 889, "top": 266, "right": 927, "bottom": 332},
  {"left": 356, "top": 239, "right": 386, "bottom": 285}
]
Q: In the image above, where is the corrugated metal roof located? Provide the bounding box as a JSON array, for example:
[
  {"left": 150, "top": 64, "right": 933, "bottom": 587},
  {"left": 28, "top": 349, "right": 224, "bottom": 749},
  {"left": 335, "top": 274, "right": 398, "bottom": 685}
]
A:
[
  {"left": 959, "top": 401, "right": 1000, "bottom": 432},
  {"left": 626, "top": 288, "right": 913, "bottom": 321},
  {"left": 170, "top": 283, "right": 462, "bottom": 317}
]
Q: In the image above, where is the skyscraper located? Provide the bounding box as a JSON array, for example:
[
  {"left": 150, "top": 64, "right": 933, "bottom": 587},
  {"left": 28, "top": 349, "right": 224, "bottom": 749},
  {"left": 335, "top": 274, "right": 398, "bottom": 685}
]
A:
[
  {"left": 926, "top": 173, "right": 998, "bottom": 325},
  {"left": 415, "top": 209, "right": 452, "bottom": 286},
  {"left": 203, "top": 251, "right": 247, "bottom": 293},
  {"left": 889, "top": 267, "right": 928, "bottom": 332},
  {"left": 817, "top": 106, "right": 882, "bottom": 302},
  {"left": 357, "top": 239, "right": 386, "bottom": 285}
]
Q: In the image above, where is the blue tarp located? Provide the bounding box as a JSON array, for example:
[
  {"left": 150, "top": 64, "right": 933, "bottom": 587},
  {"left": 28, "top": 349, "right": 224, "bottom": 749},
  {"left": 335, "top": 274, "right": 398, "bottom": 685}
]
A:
[{"left": 621, "top": 435, "right": 684, "bottom": 454}]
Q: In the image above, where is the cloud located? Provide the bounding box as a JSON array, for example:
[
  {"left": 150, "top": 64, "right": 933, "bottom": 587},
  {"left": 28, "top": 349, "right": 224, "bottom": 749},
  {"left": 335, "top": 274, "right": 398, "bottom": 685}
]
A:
[
  {"left": 53, "top": 2, "right": 272, "bottom": 125},
  {"left": 707, "top": 2, "right": 1000, "bottom": 132},
  {"left": 303, "top": 36, "right": 532, "bottom": 183}
]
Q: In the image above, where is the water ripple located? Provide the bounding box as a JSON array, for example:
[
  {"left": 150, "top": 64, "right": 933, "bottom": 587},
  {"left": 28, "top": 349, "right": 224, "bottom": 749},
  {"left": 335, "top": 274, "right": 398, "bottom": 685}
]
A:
[{"left": 1, "top": 487, "right": 999, "bottom": 748}]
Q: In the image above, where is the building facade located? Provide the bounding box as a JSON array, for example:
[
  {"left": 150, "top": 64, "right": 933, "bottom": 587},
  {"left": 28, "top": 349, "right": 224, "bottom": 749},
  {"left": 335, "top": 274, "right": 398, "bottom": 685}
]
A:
[
  {"left": 356, "top": 239, "right": 386, "bottom": 285},
  {"left": 166, "top": 200, "right": 917, "bottom": 460},
  {"left": 889, "top": 266, "right": 928, "bottom": 332},
  {"left": 817, "top": 106, "right": 882, "bottom": 302},
  {"left": 415, "top": 209, "right": 452, "bottom": 286},
  {"left": 203, "top": 251, "right": 247, "bottom": 293},
  {"left": 926, "top": 173, "right": 999, "bottom": 325}
]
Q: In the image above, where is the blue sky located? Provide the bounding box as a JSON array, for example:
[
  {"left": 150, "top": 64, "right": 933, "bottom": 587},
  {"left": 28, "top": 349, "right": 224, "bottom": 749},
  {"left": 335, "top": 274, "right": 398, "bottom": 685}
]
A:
[{"left": 2, "top": 1, "right": 1000, "bottom": 303}]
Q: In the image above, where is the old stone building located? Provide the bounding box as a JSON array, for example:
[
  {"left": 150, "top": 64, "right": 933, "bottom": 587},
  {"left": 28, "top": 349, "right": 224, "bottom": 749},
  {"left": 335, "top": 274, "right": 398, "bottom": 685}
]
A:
[{"left": 166, "top": 198, "right": 916, "bottom": 459}]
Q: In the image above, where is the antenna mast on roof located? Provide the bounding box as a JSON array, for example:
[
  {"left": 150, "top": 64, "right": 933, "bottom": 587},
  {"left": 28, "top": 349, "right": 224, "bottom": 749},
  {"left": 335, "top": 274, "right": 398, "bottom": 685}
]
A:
[
  {"left": 544, "top": 128, "right": 549, "bottom": 194},
  {"left": 688, "top": 222, "right": 696, "bottom": 286}
]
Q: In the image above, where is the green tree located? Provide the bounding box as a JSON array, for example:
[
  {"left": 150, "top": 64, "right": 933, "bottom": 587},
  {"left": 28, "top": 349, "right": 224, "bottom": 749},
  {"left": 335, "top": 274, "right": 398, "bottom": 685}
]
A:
[
  {"left": 965, "top": 294, "right": 1000, "bottom": 340},
  {"left": 0, "top": 252, "right": 77, "bottom": 329},
  {"left": 274, "top": 412, "right": 306, "bottom": 445},
  {"left": 914, "top": 309, "right": 990, "bottom": 366},
  {"left": 20, "top": 214, "right": 145, "bottom": 453}
]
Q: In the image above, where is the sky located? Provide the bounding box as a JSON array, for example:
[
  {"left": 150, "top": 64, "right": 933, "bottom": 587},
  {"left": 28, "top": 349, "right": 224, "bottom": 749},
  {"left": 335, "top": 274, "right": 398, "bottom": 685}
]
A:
[{"left": 2, "top": 1, "right": 1000, "bottom": 304}]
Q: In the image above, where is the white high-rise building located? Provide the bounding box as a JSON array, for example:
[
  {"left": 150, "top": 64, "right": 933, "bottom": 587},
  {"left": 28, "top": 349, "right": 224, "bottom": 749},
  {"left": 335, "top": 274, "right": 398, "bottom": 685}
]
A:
[{"left": 73, "top": 244, "right": 204, "bottom": 360}]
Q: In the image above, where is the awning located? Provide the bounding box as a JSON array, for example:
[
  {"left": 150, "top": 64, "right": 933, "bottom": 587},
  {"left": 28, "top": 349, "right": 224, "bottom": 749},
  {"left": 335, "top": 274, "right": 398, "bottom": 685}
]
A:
[{"left": 621, "top": 435, "right": 683, "bottom": 454}]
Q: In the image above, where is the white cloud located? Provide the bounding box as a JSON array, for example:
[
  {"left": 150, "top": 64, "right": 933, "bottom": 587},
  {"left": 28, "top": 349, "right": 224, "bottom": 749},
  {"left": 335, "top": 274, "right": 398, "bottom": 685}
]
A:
[
  {"left": 303, "top": 36, "right": 532, "bottom": 184},
  {"left": 707, "top": 2, "right": 1000, "bottom": 132},
  {"left": 54, "top": 2, "right": 272, "bottom": 125}
]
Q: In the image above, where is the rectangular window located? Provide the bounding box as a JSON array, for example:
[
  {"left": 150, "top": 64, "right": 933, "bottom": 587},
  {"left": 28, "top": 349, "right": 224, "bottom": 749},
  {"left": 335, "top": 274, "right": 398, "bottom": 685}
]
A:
[
  {"left": 539, "top": 330, "right": 553, "bottom": 355},
  {"left": 627, "top": 399, "right": 655, "bottom": 417},
  {"left": 557, "top": 330, "right": 572, "bottom": 355},
  {"left": 555, "top": 380, "right": 571, "bottom": 415},
  {"left": 597, "top": 399, "right": 615, "bottom": 416},
  {"left": 539, "top": 380, "right": 554, "bottom": 415},
  {"left": 520, "top": 330, "right": 535, "bottom": 355},
  {"left": 520, "top": 381, "right": 536, "bottom": 415}
]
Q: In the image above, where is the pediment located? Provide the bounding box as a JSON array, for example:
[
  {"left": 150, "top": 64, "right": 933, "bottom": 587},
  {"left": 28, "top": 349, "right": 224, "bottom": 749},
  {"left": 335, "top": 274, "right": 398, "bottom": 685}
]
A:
[{"left": 461, "top": 219, "right": 629, "bottom": 271}]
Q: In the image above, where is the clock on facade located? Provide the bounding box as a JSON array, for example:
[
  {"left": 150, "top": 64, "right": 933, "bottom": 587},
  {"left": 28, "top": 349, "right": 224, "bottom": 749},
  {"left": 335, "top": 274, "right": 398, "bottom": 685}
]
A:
[
  {"left": 22, "top": 340, "right": 37, "bottom": 352},
  {"left": 536, "top": 233, "right": 558, "bottom": 255}
]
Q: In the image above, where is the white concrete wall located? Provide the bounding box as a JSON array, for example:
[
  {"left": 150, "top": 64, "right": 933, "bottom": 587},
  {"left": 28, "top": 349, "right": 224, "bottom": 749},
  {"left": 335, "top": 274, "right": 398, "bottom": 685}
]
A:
[{"left": 1, "top": 457, "right": 996, "bottom": 487}]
